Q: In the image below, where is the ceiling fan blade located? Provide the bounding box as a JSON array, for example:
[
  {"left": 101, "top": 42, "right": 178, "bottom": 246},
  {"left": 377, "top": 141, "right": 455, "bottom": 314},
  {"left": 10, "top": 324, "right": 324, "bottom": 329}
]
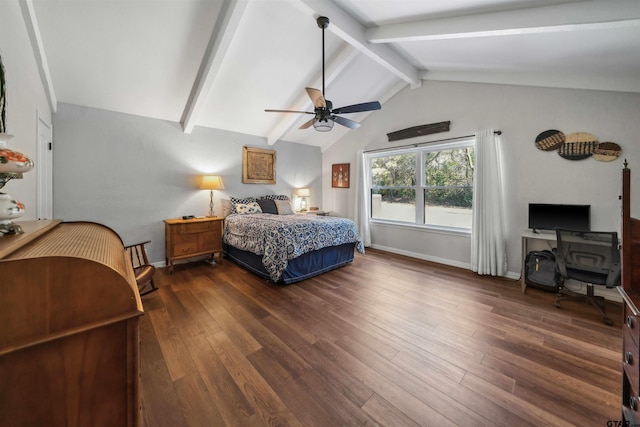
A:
[
  {"left": 333, "top": 116, "right": 360, "bottom": 129},
  {"left": 332, "top": 101, "right": 381, "bottom": 115},
  {"left": 305, "top": 88, "right": 326, "bottom": 109},
  {"left": 299, "top": 117, "right": 315, "bottom": 129},
  {"left": 265, "top": 109, "right": 314, "bottom": 114}
]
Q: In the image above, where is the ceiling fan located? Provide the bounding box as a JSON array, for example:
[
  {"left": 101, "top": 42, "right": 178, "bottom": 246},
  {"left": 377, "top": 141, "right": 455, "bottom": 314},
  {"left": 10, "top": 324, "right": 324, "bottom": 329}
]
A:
[{"left": 265, "top": 16, "right": 381, "bottom": 132}]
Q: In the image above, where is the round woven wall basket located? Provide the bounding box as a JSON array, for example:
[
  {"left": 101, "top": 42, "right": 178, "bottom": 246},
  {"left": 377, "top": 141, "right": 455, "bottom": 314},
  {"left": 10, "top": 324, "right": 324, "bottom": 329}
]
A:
[
  {"left": 535, "top": 129, "right": 565, "bottom": 151},
  {"left": 557, "top": 132, "right": 598, "bottom": 160},
  {"left": 592, "top": 142, "right": 621, "bottom": 162}
]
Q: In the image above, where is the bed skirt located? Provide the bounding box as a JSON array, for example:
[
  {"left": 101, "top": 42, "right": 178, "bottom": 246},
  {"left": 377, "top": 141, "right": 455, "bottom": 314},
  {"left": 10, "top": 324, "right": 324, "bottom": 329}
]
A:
[{"left": 223, "top": 242, "right": 355, "bottom": 284}]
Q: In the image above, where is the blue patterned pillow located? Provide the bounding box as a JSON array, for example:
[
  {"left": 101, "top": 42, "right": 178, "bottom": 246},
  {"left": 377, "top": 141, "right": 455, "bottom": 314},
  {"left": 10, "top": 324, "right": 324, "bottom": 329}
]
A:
[
  {"left": 235, "top": 201, "right": 262, "bottom": 215},
  {"left": 261, "top": 194, "right": 290, "bottom": 201},
  {"left": 230, "top": 196, "right": 256, "bottom": 214}
]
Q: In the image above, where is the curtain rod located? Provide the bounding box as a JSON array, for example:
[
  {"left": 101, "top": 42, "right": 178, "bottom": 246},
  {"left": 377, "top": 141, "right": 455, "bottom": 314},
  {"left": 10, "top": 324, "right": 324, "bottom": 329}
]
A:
[{"left": 363, "top": 130, "right": 502, "bottom": 154}]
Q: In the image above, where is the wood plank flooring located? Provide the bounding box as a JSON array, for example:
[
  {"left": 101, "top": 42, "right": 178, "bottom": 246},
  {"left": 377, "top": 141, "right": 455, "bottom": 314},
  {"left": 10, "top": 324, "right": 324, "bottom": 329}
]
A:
[{"left": 139, "top": 249, "right": 623, "bottom": 427}]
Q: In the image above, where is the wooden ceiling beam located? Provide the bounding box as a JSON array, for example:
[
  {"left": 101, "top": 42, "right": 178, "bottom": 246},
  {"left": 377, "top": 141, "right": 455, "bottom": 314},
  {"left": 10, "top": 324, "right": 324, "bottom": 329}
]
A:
[
  {"left": 367, "top": 1, "right": 640, "bottom": 43},
  {"left": 19, "top": 0, "right": 57, "bottom": 113},
  {"left": 288, "top": 0, "right": 421, "bottom": 88},
  {"left": 181, "top": 0, "right": 248, "bottom": 134}
]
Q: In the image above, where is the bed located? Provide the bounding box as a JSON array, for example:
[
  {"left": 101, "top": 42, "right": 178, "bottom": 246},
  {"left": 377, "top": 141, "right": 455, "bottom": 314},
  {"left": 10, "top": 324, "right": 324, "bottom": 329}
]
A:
[{"left": 223, "top": 209, "right": 364, "bottom": 284}]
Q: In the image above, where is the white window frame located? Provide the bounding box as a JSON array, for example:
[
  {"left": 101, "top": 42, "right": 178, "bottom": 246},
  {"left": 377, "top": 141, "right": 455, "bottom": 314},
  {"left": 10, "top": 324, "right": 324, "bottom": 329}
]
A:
[{"left": 367, "top": 138, "right": 475, "bottom": 233}]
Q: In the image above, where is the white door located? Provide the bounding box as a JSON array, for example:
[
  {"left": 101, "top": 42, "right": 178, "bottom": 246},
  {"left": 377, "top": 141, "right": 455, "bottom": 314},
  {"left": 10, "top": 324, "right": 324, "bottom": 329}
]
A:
[{"left": 36, "top": 113, "right": 53, "bottom": 220}]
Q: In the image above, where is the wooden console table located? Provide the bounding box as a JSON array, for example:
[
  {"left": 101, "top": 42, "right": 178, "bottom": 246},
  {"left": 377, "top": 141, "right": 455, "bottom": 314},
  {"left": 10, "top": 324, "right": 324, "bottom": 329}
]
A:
[{"left": 164, "top": 217, "right": 223, "bottom": 273}]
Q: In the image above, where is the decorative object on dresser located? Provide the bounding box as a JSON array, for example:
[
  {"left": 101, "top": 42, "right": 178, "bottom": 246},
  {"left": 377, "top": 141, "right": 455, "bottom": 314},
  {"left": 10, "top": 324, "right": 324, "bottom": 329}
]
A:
[
  {"left": 619, "top": 162, "right": 640, "bottom": 424},
  {"left": 242, "top": 146, "right": 276, "bottom": 184},
  {"left": 0, "top": 220, "right": 143, "bottom": 426},
  {"left": 332, "top": 163, "right": 349, "bottom": 188},
  {"left": 295, "top": 188, "right": 310, "bottom": 211},
  {"left": 199, "top": 175, "right": 224, "bottom": 217},
  {"left": 164, "top": 217, "right": 223, "bottom": 273}
]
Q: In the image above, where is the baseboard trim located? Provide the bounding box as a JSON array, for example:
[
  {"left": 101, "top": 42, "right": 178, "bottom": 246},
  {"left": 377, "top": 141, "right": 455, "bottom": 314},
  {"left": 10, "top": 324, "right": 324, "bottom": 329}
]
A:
[{"left": 368, "top": 244, "right": 520, "bottom": 280}]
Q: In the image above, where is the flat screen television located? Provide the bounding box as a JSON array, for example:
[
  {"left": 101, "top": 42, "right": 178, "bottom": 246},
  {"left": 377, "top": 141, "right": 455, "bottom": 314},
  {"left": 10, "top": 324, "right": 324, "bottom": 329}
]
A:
[{"left": 528, "top": 203, "right": 591, "bottom": 232}]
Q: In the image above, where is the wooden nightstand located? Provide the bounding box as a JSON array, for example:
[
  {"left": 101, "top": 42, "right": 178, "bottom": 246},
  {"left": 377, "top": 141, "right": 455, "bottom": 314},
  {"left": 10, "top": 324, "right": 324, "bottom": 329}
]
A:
[{"left": 164, "top": 217, "right": 223, "bottom": 273}]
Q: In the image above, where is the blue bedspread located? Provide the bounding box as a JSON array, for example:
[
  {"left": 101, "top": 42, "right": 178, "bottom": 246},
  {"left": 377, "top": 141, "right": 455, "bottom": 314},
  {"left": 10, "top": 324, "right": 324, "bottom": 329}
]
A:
[{"left": 223, "top": 213, "right": 364, "bottom": 282}]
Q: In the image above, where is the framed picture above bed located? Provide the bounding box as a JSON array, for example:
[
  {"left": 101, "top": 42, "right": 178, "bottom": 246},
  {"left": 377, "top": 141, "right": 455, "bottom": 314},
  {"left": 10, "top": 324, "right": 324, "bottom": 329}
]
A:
[
  {"left": 243, "top": 146, "right": 276, "bottom": 184},
  {"left": 332, "top": 163, "right": 350, "bottom": 188}
]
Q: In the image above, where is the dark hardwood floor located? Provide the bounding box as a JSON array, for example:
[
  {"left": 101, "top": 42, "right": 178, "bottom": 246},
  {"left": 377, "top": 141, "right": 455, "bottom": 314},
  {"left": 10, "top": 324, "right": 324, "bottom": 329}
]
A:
[{"left": 139, "top": 249, "right": 623, "bottom": 427}]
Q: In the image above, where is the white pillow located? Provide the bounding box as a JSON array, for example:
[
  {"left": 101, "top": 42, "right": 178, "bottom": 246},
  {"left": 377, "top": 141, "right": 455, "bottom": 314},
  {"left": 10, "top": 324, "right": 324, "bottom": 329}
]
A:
[
  {"left": 235, "top": 201, "right": 263, "bottom": 215},
  {"left": 274, "top": 199, "right": 294, "bottom": 215}
]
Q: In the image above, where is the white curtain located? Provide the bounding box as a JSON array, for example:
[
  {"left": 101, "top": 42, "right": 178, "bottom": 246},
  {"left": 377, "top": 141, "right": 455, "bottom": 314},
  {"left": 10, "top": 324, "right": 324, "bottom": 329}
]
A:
[
  {"left": 471, "top": 130, "right": 507, "bottom": 276},
  {"left": 354, "top": 150, "right": 371, "bottom": 247}
]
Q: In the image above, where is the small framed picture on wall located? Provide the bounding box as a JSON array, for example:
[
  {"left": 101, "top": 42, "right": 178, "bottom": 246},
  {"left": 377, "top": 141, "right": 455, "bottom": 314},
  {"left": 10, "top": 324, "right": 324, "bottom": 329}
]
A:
[{"left": 332, "top": 163, "right": 350, "bottom": 188}]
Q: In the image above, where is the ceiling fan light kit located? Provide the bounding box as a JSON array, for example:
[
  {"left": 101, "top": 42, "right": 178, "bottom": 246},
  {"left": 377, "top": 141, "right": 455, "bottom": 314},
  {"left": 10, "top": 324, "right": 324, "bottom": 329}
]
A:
[
  {"left": 265, "top": 16, "right": 381, "bottom": 133},
  {"left": 313, "top": 117, "right": 334, "bottom": 132}
]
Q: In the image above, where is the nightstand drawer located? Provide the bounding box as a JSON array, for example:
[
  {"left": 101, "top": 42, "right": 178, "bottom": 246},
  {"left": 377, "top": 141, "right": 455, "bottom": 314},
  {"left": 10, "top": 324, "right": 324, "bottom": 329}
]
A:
[
  {"left": 178, "top": 221, "right": 216, "bottom": 234},
  {"left": 172, "top": 242, "right": 199, "bottom": 257},
  {"left": 200, "top": 232, "right": 220, "bottom": 251},
  {"left": 173, "top": 233, "right": 198, "bottom": 244}
]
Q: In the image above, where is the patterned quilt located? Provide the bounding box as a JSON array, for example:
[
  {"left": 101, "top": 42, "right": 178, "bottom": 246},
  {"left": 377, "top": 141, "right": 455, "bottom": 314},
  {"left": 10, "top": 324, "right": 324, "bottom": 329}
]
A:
[{"left": 223, "top": 213, "right": 364, "bottom": 282}]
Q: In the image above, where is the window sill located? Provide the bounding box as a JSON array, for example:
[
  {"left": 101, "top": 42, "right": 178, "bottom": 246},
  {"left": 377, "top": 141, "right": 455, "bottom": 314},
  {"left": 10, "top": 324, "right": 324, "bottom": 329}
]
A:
[{"left": 369, "top": 219, "right": 471, "bottom": 237}]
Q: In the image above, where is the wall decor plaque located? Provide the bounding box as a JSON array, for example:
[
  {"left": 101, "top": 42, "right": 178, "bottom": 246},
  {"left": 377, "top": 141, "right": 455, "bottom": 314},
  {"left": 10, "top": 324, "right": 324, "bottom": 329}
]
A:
[
  {"left": 332, "top": 163, "right": 350, "bottom": 188},
  {"left": 242, "top": 146, "right": 276, "bottom": 184},
  {"left": 387, "top": 121, "right": 450, "bottom": 142}
]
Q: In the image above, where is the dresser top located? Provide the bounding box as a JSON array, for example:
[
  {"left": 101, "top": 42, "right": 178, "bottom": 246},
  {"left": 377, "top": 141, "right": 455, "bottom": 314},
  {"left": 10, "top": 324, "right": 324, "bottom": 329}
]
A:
[
  {"left": 164, "top": 217, "right": 222, "bottom": 225},
  {"left": 0, "top": 220, "right": 63, "bottom": 259}
]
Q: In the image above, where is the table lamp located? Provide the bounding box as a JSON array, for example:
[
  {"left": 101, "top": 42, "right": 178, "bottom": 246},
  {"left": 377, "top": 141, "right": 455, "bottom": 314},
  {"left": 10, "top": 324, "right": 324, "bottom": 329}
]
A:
[
  {"left": 295, "top": 188, "right": 310, "bottom": 212},
  {"left": 200, "top": 175, "right": 224, "bottom": 217}
]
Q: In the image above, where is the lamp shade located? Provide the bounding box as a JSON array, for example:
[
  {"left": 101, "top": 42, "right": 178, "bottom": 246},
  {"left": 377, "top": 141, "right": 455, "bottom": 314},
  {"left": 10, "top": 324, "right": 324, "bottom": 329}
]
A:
[
  {"left": 295, "top": 188, "right": 310, "bottom": 197},
  {"left": 200, "top": 175, "right": 224, "bottom": 190}
]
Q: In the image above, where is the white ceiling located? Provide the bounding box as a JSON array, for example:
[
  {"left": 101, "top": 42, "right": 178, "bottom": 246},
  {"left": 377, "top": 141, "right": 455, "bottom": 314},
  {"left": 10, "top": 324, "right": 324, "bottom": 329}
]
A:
[{"left": 25, "top": 0, "right": 640, "bottom": 151}]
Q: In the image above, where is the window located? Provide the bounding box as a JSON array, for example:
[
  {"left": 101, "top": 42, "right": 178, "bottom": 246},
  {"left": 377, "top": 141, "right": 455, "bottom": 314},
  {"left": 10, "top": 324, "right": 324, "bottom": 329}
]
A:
[{"left": 367, "top": 139, "right": 475, "bottom": 230}]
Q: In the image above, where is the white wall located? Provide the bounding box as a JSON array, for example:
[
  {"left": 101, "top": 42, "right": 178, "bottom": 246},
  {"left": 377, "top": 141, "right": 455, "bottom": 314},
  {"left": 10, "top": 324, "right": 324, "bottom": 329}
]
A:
[
  {"left": 52, "top": 103, "right": 322, "bottom": 265},
  {"left": 323, "top": 80, "right": 640, "bottom": 278},
  {"left": 0, "top": 0, "right": 53, "bottom": 219}
]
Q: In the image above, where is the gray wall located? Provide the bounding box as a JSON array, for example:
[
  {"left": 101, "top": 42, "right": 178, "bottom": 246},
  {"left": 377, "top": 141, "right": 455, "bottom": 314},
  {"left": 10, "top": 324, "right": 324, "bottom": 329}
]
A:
[
  {"left": 322, "top": 80, "right": 640, "bottom": 280},
  {"left": 53, "top": 103, "right": 321, "bottom": 265}
]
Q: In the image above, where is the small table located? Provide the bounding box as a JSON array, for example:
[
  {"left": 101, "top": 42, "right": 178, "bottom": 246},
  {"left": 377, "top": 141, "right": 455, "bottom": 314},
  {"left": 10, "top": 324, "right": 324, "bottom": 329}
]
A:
[{"left": 164, "top": 217, "right": 223, "bottom": 273}]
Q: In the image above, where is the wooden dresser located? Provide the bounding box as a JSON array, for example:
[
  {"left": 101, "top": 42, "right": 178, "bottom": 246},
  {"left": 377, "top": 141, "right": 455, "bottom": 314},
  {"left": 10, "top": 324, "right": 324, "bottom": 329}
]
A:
[
  {"left": 619, "top": 166, "right": 640, "bottom": 424},
  {"left": 164, "top": 217, "right": 223, "bottom": 273},
  {"left": 0, "top": 220, "right": 143, "bottom": 427}
]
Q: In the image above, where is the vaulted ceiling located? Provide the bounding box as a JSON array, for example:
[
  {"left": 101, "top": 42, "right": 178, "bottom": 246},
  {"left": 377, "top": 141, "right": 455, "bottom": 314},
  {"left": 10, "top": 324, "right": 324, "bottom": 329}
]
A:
[{"left": 23, "top": 0, "right": 640, "bottom": 150}]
